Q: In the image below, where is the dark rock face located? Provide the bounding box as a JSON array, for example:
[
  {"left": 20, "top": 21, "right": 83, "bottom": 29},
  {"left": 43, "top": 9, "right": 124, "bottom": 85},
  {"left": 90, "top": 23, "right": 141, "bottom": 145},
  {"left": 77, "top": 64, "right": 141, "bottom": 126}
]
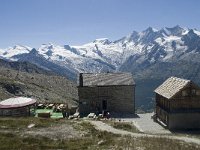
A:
[{"left": 3, "top": 84, "right": 22, "bottom": 95}]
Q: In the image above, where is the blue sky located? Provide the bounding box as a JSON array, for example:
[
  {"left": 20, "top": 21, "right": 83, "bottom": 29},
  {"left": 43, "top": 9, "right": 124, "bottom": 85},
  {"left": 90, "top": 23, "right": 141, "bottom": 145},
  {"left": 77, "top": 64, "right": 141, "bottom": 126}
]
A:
[{"left": 0, "top": 0, "right": 200, "bottom": 48}]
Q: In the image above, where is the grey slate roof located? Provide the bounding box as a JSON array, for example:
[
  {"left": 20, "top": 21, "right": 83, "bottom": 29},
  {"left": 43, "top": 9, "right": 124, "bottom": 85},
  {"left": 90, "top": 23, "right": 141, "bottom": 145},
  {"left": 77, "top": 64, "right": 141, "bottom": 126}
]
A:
[
  {"left": 154, "top": 77, "right": 191, "bottom": 99},
  {"left": 80, "top": 73, "right": 135, "bottom": 86}
]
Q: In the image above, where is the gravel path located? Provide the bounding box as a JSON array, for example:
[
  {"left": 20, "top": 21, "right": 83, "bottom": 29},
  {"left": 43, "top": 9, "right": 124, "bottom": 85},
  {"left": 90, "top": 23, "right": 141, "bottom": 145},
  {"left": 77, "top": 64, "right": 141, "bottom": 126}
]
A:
[
  {"left": 114, "top": 113, "right": 171, "bottom": 134},
  {"left": 90, "top": 120, "right": 200, "bottom": 145}
]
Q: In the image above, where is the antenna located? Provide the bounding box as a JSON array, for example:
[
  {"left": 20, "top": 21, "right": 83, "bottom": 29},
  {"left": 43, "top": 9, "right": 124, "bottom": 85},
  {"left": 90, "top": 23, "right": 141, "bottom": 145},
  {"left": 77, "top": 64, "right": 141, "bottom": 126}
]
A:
[{"left": 15, "top": 63, "right": 21, "bottom": 80}]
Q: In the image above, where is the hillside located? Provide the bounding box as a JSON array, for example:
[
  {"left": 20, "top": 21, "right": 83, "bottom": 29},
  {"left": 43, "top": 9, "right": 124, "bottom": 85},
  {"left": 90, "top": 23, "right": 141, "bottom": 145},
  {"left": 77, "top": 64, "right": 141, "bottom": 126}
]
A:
[{"left": 0, "top": 59, "right": 78, "bottom": 106}]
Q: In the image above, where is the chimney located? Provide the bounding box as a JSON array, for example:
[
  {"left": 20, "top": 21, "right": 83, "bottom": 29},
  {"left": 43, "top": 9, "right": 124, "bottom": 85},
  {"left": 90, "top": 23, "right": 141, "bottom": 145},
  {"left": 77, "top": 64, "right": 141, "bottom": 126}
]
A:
[{"left": 79, "top": 73, "right": 83, "bottom": 87}]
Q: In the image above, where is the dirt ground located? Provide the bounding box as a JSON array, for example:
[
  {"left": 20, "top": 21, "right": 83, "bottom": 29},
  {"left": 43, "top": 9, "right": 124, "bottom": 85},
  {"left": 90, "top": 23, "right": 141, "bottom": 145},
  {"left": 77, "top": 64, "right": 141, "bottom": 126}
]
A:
[{"left": 23, "top": 123, "right": 84, "bottom": 140}]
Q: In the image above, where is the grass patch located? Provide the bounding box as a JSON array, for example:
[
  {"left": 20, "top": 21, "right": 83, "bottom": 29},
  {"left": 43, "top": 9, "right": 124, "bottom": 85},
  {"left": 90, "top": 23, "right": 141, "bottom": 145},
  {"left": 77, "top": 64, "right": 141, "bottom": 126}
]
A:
[
  {"left": 73, "top": 121, "right": 200, "bottom": 150},
  {"left": 104, "top": 120, "right": 140, "bottom": 133},
  {"left": 110, "top": 135, "right": 200, "bottom": 150},
  {"left": 0, "top": 132, "right": 94, "bottom": 150},
  {"left": 73, "top": 121, "right": 119, "bottom": 148},
  {"left": 112, "top": 122, "right": 139, "bottom": 133},
  {"left": 0, "top": 121, "right": 114, "bottom": 150},
  {"left": 0, "top": 119, "right": 199, "bottom": 149},
  {"left": 0, "top": 131, "right": 199, "bottom": 150},
  {"left": 0, "top": 117, "right": 63, "bottom": 129}
]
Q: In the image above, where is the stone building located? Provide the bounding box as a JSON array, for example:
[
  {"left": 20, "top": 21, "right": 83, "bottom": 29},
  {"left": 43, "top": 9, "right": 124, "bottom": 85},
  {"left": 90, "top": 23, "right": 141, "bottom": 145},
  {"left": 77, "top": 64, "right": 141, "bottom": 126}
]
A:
[
  {"left": 78, "top": 73, "right": 135, "bottom": 115},
  {"left": 155, "top": 77, "right": 200, "bottom": 130}
]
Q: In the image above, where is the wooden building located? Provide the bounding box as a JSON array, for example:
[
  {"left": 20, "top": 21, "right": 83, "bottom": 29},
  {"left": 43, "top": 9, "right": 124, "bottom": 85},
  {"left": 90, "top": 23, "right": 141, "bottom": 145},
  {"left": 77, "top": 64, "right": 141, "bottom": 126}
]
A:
[
  {"left": 78, "top": 73, "right": 135, "bottom": 115},
  {"left": 154, "top": 77, "right": 200, "bottom": 130},
  {"left": 0, "top": 97, "right": 36, "bottom": 117}
]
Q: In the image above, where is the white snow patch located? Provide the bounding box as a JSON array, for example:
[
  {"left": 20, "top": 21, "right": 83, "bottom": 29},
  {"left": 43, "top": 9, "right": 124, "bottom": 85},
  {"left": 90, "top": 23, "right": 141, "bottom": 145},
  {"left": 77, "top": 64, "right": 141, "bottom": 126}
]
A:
[{"left": 194, "top": 30, "right": 200, "bottom": 36}]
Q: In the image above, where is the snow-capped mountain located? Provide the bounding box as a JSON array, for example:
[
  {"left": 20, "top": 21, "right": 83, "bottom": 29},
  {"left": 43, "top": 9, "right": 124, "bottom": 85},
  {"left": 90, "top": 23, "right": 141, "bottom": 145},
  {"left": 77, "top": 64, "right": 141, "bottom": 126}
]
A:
[
  {"left": 0, "top": 45, "right": 32, "bottom": 60},
  {"left": 1, "top": 25, "right": 200, "bottom": 80}
]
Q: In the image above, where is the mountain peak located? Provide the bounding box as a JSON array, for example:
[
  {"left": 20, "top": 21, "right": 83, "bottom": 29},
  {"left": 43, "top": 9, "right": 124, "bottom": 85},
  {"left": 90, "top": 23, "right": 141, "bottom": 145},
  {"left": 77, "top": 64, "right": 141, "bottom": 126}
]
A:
[
  {"left": 193, "top": 29, "right": 200, "bottom": 36},
  {"left": 124, "top": 31, "right": 139, "bottom": 42},
  {"left": 165, "top": 25, "right": 186, "bottom": 36},
  {"left": 173, "top": 25, "right": 182, "bottom": 29},
  {"left": 12, "top": 45, "right": 31, "bottom": 51},
  {"left": 184, "top": 29, "right": 200, "bottom": 38},
  {"left": 40, "top": 43, "right": 56, "bottom": 50},
  {"left": 128, "top": 31, "right": 138, "bottom": 37},
  {"left": 93, "top": 38, "right": 111, "bottom": 45},
  {"left": 143, "top": 27, "right": 158, "bottom": 33}
]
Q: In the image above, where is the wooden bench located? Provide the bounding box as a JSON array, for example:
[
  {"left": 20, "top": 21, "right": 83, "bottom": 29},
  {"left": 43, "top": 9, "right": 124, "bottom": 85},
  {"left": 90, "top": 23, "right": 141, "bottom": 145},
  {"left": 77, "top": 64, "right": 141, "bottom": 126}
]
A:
[{"left": 38, "top": 112, "right": 51, "bottom": 118}]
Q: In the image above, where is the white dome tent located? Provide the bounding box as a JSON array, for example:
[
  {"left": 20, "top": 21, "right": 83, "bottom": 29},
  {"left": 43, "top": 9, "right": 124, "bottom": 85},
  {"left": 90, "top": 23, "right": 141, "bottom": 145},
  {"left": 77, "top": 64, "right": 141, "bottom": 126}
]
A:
[{"left": 0, "top": 97, "right": 36, "bottom": 117}]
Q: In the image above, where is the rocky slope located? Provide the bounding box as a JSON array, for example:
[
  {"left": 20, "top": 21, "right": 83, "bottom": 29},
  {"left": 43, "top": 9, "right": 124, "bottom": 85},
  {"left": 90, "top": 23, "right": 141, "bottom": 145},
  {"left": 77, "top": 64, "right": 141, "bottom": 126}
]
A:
[{"left": 0, "top": 59, "right": 78, "bottom": 106}]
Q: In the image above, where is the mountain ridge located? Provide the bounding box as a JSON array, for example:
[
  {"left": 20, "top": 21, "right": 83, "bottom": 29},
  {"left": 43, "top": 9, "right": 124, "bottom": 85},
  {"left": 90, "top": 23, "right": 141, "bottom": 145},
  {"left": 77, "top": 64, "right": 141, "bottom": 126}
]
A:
[
  {"left": 1, "top": 25, "right": 200, "bottom": 111},
  {"left": 1, "top": 25, "right": 200, "bottom": 83},
  {"left": 0, "top": 26, "right": 199, "bottom": 78}
]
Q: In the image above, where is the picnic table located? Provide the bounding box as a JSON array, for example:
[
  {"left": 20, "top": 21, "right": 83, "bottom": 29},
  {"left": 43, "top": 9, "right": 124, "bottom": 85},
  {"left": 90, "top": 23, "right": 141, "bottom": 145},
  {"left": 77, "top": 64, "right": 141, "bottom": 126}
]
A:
[{"left": 38, "top": 111, "right": 51, "bottom": 118}]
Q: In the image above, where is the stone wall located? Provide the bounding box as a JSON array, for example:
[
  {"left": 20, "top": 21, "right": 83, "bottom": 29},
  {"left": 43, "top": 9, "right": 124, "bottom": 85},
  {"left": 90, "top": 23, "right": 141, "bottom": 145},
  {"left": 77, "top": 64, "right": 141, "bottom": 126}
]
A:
[{"left": 78, "top": 85, "right": 135, "bottom": 115}]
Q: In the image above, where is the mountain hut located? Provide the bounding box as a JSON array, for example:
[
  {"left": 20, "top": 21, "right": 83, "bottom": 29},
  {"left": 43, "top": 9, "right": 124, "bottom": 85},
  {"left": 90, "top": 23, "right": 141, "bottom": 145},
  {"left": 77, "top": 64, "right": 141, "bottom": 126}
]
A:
[
  {"left": 154, "top": 77, "right": 200, "bottom": 130},
  {"left": 78, "top": 73, "right": 135, "bottom": 116}
]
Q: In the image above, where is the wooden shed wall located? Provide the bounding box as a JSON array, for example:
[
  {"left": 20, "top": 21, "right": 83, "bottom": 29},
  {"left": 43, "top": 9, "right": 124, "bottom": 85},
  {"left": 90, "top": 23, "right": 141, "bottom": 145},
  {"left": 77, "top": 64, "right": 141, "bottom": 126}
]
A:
[
  {"left": 170, "top": 86, "right": 200, "bottom": 111},
  {"left": 0, "top": 107, "right": 30, "bottom": 117},
  {"left": 156, "top": 84, "right": 200, "bottom": 113},
  {"left": 168, "top": 113, "right": 200, "bottom": 129}
]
